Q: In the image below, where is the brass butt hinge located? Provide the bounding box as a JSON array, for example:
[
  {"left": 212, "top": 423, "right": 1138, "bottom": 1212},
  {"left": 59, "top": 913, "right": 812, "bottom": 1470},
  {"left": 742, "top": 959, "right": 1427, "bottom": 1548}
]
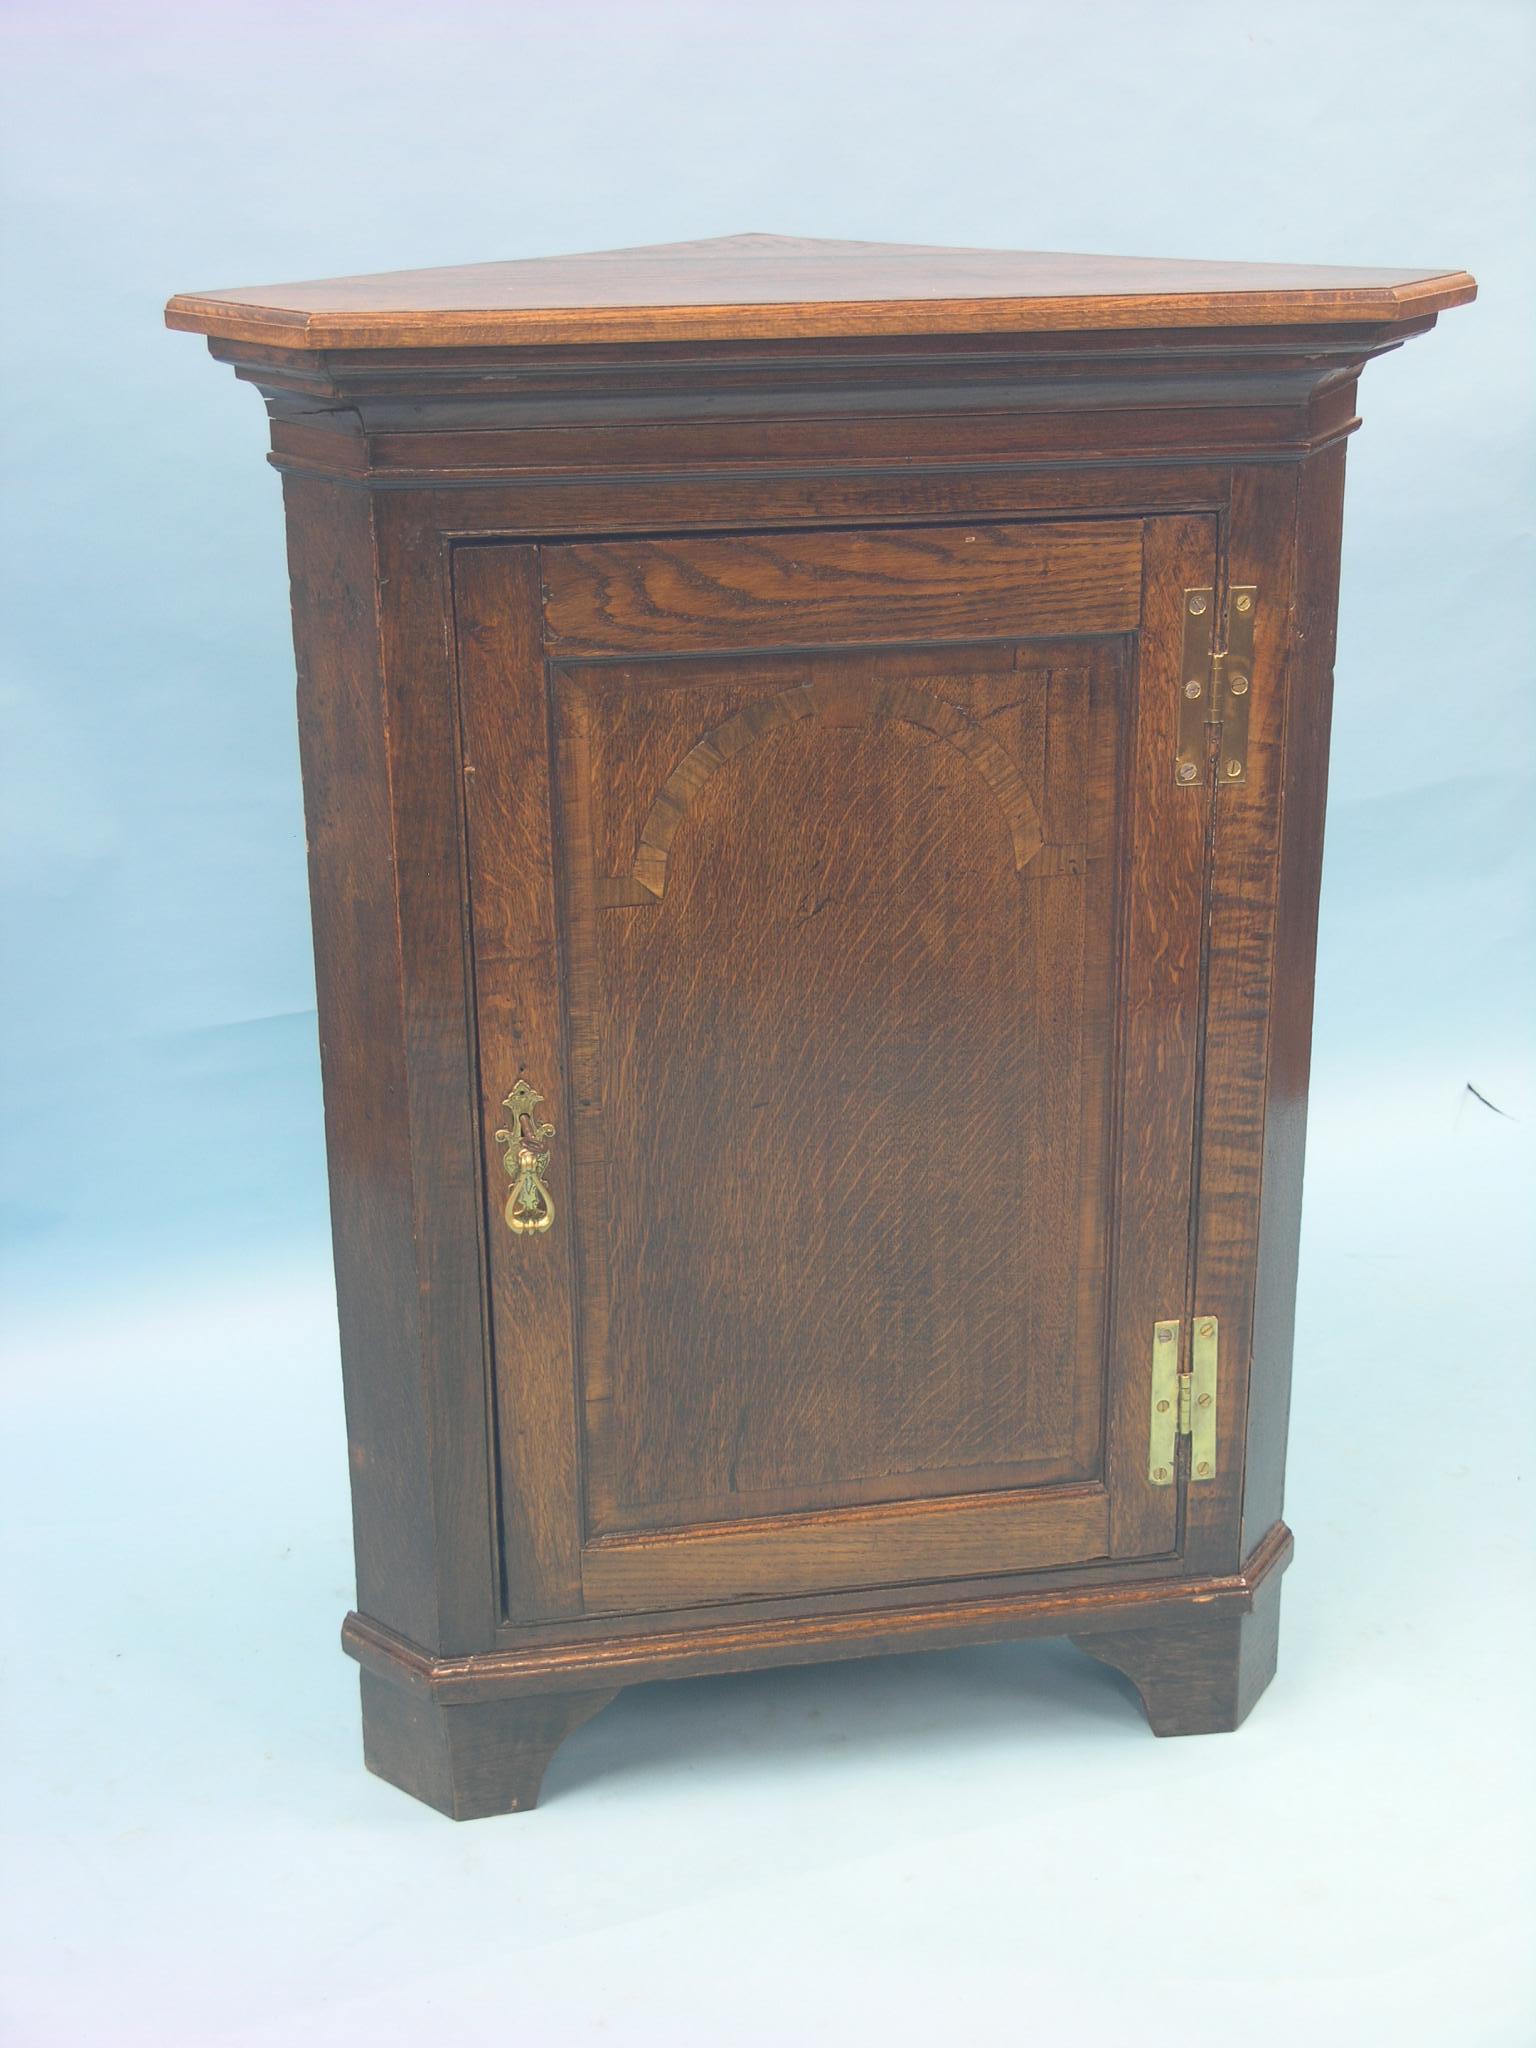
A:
[
  {"left": 1176, "top": 586, "right": 1257, "bottom": 787},
  {"left": 1148, "top": 1316, "right": 1219, "bottom": 1485}
]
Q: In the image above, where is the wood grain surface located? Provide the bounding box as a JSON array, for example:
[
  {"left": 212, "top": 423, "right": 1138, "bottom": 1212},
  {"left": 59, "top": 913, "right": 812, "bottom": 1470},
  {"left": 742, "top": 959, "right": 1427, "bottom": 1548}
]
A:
[
  {"left": 359, "top": 1671, "right": 618, "bottom": 1819},
  {"left": 456, "top": 515, "right": 1211, "bottom": 1619},
  {"left": 344, "top": 1520, "right": 1294, "bottom": 1703},
  {"left": 1071, "top": 1561, "right": 1284, "bottom": 1734},
  {"left": 166, "top": 230, "right": 1476, "bottom": 349},
  {"left": 193, "top": 250, "right": 1469, "bottom": 1811},
  {"left": 562, "top": 645, "right": 1113, "bottom": 1536},
  {"left": 455, "top": 544, "right": 585, "bottom": 1624},
  {"left": 541, "top": 521, "right": 1143, "bottom": 655}
]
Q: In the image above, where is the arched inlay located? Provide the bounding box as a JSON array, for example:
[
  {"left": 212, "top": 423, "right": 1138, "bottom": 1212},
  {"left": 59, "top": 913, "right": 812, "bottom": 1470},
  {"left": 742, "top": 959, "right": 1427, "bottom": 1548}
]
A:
[{"left": 595, "top": 677, "right": 1045, "bottom": 907}]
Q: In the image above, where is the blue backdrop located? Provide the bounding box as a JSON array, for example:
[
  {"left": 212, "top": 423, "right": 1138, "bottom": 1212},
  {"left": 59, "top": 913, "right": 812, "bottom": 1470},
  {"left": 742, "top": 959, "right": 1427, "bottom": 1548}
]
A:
[
  {"left": 3, "top": 7, "right": 1532, "bottom": 2045},
  {"left": 3, "top": 0, "right": 1530, "bottom": 1315}
]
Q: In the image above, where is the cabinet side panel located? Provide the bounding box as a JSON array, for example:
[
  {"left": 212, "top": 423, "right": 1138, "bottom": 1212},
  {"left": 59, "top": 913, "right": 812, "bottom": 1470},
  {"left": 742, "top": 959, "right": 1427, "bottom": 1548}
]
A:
[
  {"left": 1242, "top": 442, "right": 1346, "bottom": 1551},
  {"left": 284, "top": 476, "right": 439, "bottom": 1643}
]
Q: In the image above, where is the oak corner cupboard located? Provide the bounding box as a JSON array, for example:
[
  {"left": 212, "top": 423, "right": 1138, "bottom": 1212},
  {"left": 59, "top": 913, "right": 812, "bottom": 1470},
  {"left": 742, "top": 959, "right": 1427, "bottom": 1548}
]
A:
[{"left": 167, "top": 233, "right": 1474, "bottom": 1818}]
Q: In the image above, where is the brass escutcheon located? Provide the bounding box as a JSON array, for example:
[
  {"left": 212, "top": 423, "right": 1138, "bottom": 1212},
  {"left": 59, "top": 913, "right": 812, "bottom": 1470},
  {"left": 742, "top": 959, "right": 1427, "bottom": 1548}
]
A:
[{"left": 495, "top": 1079, "right": 556, "bottom": 1235}]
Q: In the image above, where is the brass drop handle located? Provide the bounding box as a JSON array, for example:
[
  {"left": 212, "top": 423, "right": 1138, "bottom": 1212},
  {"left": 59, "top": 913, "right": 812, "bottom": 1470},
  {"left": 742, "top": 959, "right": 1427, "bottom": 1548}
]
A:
[{"left": 495, "top": 1080, "right": 556, "bottom": 1235}]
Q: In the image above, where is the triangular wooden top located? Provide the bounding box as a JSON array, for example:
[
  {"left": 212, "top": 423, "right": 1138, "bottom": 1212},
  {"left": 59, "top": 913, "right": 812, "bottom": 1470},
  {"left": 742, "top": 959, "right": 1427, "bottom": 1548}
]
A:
[{"left": 166, "top": 232, "right": 1475, "bottom": 352}]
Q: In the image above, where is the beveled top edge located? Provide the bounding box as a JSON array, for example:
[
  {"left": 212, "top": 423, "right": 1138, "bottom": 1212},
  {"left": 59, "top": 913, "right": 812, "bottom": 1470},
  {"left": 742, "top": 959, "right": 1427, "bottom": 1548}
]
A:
[{"left": 166, "top": 232, "right": 1476, "bottom": 351}]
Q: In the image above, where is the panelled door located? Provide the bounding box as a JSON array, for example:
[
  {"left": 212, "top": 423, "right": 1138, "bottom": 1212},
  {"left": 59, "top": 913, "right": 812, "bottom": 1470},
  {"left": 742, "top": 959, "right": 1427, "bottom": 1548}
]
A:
[{"left": 456, "top": 516, "right": 1214, "bottom": 1622}]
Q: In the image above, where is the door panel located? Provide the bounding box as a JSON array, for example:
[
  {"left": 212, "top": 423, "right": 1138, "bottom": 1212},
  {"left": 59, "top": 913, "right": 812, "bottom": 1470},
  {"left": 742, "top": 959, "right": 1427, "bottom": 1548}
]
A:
[
  {"left": 457, "top": 517, "right": 1213, "bottom": 1622},
  {"left": 560, "top": 642, "right": 1116, "bottom": 1536}
]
